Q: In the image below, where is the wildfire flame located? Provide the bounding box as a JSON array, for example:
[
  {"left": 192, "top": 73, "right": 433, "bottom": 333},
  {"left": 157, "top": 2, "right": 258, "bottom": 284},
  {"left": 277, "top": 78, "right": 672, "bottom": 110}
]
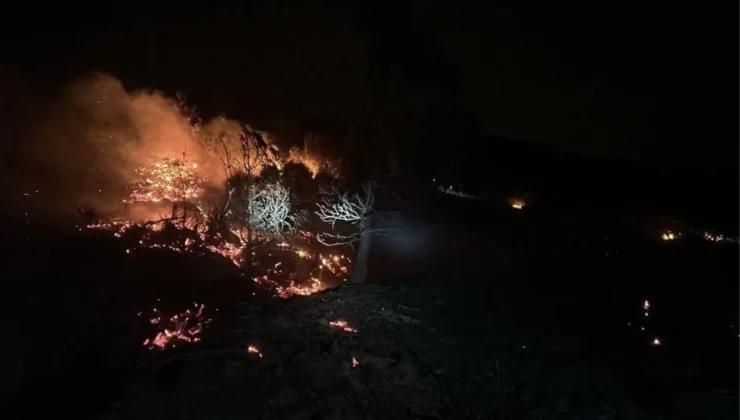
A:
[
  {"left": 125, "top": 157, "right": 204, "bottom": 203},
  {"left": 286, "top": 146, "right": 339, "bottom": 179}
]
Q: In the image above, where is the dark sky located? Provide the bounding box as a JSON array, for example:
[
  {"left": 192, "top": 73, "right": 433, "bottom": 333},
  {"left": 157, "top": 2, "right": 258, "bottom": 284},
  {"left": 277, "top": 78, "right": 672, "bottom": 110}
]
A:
[{"left": 1, "top": 1, "right": 736, "bottom": 174}]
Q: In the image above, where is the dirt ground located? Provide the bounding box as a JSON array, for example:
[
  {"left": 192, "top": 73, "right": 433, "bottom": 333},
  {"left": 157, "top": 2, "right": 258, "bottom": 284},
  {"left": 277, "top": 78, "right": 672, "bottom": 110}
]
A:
[{"left": 4, "top": 192, "right": 738, "bottom": 419}]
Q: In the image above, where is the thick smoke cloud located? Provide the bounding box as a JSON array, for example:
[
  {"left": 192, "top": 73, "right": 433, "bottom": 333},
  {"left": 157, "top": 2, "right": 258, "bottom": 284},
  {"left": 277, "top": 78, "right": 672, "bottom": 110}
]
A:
[
  {"left": 0, "top": 71, "right": 340, "bottom": 225},
  {"left": 1, "top": 72, "right": 250, "bottom": 220}
]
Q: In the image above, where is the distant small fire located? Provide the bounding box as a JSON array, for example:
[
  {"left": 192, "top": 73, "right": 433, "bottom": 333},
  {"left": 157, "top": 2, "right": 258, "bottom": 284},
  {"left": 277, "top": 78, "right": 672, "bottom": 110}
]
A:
[
  {"left": 510, "top": 198, "right": 526, "bottom": 210},
  {"left": 247, "top": 344, "right": 263, "bottom": 358},
  {"left": 661, "top": 231, "right": 678, "bottom": 241}
]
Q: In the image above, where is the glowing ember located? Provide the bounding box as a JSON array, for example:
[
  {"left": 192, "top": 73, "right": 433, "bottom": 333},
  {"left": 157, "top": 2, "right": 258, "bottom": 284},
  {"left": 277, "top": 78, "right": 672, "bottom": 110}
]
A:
[
  {"left": 247, "top": 344, "right": 263, "bottom": 358},
  {"left": 206, "top": 242, "right": 245, "bottom": 267},
  {"left": 319, "top": 254, "right": 350, "bottom": 275},
  {"left": 142, "top": 302, "right": 210, "bottom": 350},
  {"left": 276, "top": 277, "right": 325, "bottom": 299},
  {"left": 643, "top": 300, "right": 650, "bottom": 311},
  {"left": 125, "top": 157, "right": 204, "bottom": 204},
  {"left": 329, "top": 319, "right": 358, "bottom": 333},
  {"left": 351, "top": 357, "right": 360, "bottom": 368},
  {"left": 651, "top": 337, "right": 662, "bottom": 346},
  {"left": 510, "top": 198, "right": 526, "bottom": 209}
]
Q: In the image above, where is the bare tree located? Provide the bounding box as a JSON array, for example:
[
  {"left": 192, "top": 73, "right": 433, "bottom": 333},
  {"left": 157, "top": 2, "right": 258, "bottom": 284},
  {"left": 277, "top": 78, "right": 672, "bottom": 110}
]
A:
[
  {"left": 315, "top": 182, "right": 395, "bottom": 283},
  {"left": 249, "top": 181, "right": 304, "bottom": 238}
]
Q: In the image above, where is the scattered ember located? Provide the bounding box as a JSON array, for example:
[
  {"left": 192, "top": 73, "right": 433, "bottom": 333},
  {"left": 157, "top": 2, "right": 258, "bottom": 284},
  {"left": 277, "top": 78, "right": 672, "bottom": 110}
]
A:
[
  {"left": 319, "top": 254, "right": 350, "bottom": 275},
  {"left": 700, "top": 231, "right": 738, "bottom": 244},
  {"left": 329, "top": 319, "right": 358, "bottom": 333},
  {"left": 142, "top": 302, "right": 211, "bottom": 350},
  {"left": 247, "top": 344, "right": 263, "bottom": 358},
  {"left": 351, "top": 357, "right": 360, "bottom": 368}
]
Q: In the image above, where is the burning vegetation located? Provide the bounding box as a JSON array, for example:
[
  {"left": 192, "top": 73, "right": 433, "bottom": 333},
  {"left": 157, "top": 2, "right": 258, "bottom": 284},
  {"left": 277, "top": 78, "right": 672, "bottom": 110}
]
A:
[
  {"left": 84, "top": 148, "right": 351, "bottom": 303},
  {"left": 45, "top": 74, "right": 360, "bottom": 354},
  {"left": 125, "top": 157, "right": 205, "bottom": 204}
]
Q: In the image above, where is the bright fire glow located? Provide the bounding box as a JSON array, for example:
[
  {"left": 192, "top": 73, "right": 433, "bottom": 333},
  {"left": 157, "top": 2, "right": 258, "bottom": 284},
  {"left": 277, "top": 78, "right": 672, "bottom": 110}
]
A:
[
  {"left": 661, "top": 231, "right": 677, "bottom": 241},
  {"left": 125, "top": 157, "right": 204, "bottom": 203}
]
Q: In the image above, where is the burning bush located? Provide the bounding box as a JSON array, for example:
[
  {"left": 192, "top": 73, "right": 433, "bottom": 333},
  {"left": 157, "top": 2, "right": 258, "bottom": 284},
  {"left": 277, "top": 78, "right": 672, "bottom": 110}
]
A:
[{"left": 125, "top": 157, "right": 205, "bottom": 204}]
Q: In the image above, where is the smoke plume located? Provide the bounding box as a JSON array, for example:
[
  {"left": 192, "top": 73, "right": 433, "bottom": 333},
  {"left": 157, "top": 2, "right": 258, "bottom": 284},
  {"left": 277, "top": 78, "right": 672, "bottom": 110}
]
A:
[{"left": 1, "top": 72, "right": 248, "bottom": 220}]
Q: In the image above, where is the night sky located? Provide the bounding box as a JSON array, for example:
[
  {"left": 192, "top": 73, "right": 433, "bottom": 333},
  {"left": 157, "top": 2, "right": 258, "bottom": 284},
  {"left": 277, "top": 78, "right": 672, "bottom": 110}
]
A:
[{"left": 1, "top": 1, "right": 736, "bottom": 174}]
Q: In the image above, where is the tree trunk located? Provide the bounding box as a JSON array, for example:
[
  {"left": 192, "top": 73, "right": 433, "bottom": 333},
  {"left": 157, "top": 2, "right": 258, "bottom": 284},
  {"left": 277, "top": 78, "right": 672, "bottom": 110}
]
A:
[{"left": 349, "top": 214, "right": 374, "bottom": 283}]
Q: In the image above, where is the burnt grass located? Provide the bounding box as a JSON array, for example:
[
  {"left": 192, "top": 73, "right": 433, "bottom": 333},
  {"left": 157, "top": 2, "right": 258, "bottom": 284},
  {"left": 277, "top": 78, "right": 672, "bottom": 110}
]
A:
[{"left": 2, "top": 191, "right": 738, "bottom": 420}]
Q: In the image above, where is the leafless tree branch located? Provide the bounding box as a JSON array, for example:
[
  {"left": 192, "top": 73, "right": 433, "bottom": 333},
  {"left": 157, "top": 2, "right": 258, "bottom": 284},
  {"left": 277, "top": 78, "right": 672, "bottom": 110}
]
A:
[{"left": 315, "top": 182, "right": 374, "bottom": 228}]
